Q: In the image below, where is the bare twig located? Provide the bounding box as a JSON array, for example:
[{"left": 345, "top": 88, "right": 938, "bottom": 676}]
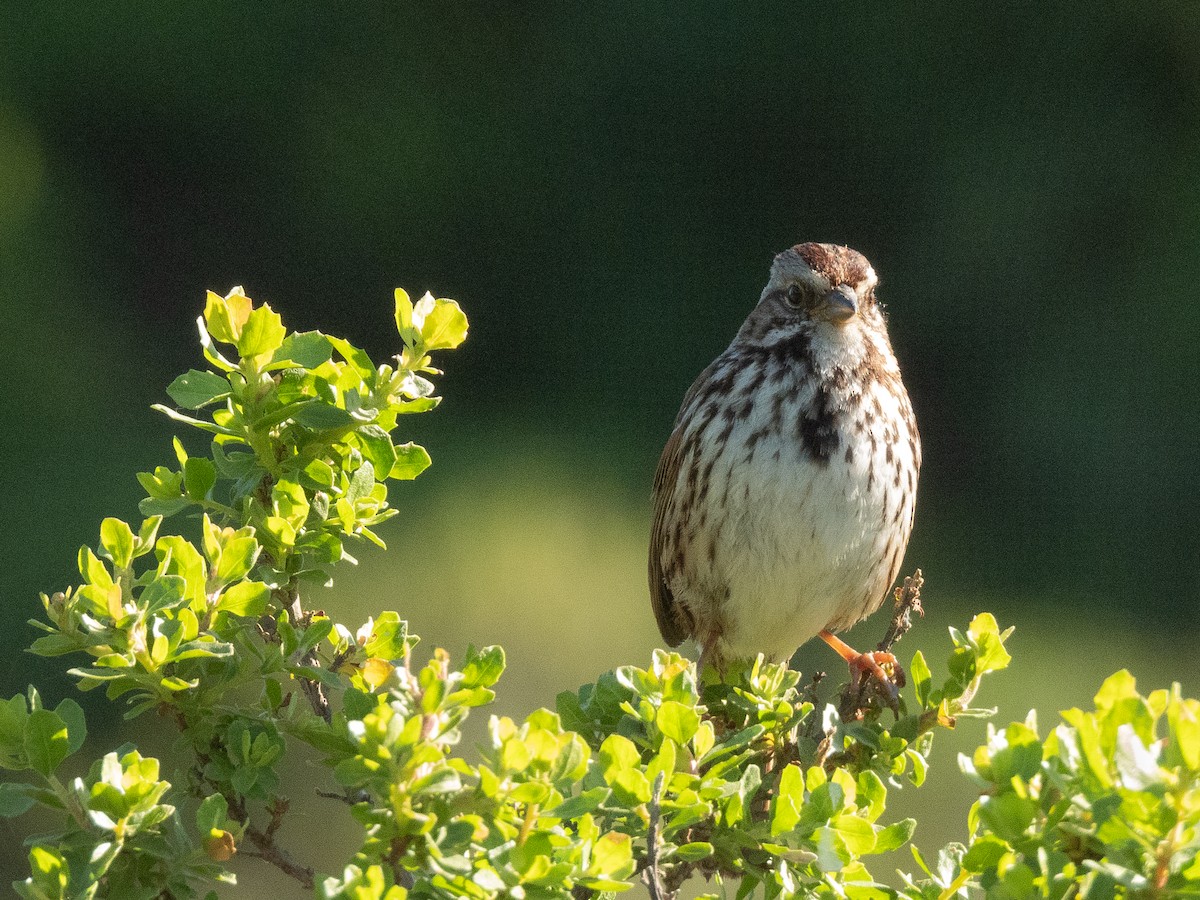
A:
[
  {"left": 264, "top": 797, "right": 289, "bottom": 839},
  {"left": 877, "top": 569, "right": 924, "bottom": 654},
  {"left": 244, "top": 825, "right": 315, "bottom": 890},
  {"left": 642, "top": 771, "right": 669, "bottom": 900},
  {"left": 284, "top": 581, "right": 332, "bottom": 724},
  {"left": 221, "top": 790, "right": 314, "bottom": 889},
  {"left": 801, "top": 670, "right": 825, "bottom": 710},
  {"left": 316, "top": 788, "right": 371, "bottom": 805}
]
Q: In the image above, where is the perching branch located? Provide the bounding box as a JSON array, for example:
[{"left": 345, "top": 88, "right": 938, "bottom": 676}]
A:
[{"left": 877, "top": 568, "right": 925, "bottom": 653}]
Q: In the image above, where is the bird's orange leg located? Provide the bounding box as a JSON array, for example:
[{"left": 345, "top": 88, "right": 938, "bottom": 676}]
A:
[{"left": 818, "top": 630, "right": 900, "bottom": 702}]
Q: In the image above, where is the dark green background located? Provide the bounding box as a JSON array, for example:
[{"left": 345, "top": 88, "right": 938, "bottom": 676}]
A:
[{"left": 2, "top": 4, "right": 1197, "bottom": 892}]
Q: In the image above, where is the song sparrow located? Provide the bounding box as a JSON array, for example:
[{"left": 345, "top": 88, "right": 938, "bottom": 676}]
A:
[{"left": 649, "top": 242, "right": 920, "bottom": 676}]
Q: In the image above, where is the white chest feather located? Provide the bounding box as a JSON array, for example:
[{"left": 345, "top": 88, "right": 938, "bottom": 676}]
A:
[{"left": 665, "top": 323, "right": 919, "bottom": 662}]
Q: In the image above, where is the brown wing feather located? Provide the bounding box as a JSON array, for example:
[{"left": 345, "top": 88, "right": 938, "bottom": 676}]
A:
[
  {"left": 649, "top": 362, "right": 721, "bottom": 646},
  {"left": 649, "top": 425, "right": 689, "bottom": 645}
]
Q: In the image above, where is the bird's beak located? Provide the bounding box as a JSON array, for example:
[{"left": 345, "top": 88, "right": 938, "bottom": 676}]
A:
[{"left": 822, "top": 286, "right": 858, "bottom": 324}]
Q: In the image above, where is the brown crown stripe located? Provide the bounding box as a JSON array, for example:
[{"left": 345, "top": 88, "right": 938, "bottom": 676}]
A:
[{"left": 791, "top": 242, "right": 873, "bottom": 287}]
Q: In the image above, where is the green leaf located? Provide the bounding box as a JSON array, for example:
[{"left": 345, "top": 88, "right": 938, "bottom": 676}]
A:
[
  {"left": 327, "top": 336, "right": 375, "bottom": 378},
  {"left": 217, "top": 581, "right": 271, "bottom": 617},
  {"left": 356, "top": 425, "right": 397, "bottom": 476},
  {"left": 345, "top": 461, "right": 376, "bottom": 504},
  {"left": 196, "top": 313, "right": 237, "bottom": 371},
  {"left": 657, "top": 700, "right": 700, "bottom": 745},
  {"left": 397, "top": 372, "right": 435, "bottom": 400},
  {"left": 298, "top": 617, "right": 334, "bottom": 655},
  {"left": 237, "top": 304, "right": 287, "bottom": 359},
  {"left": 675, "top": 842, "right": 714, "bottom": 862},
  {"left": 0, "top": 782, "right": 36, "bottom": 818},
  {"left": 273, "top": 331, "right": 333, "bottom": 368},
  {"left": 140, "top": 575, "right": 187, "bottom": 615},
  {"left": 1114, "top": 723, "right": 1162, "bottom": 790},
  {"left": 968, "top": 613, "right": 1012, "bottom": 673},
  {"left": 183, "top": 457, "right": 217, "bottom": 500},
  {"left": 53, "top": 700, "right": 86, "bottom": 755},
  {"left": 460, "top": 645, "right": 505, "bottom": 689},
  {"left": 977, "top": 793, "right": 1038, "bottom": 843},
  {"left": 215, "top": 536, "right": 261, "bottom": 585},
  {"left": 78, "top": 545, "right": 114, "bottom": 589},
  {"left": 197, "top": 793, "right": 229, "bottom": 833},
  {"left": 548, "top": 735, "right": 588, "bottom": 783},
  {"left": 293, "top": 401, "right": 355, "bottom": 430},
  {"left": 1061, "top": 707, "right": 1113, "bottom": 788},
  {"left": 1166, "top": 691, "right": 1200, "bottom": 770},
  {"left": 598, "top": 734, "right": 640, "bottom": 780},
  {"left": 167, "top": 370, "right": 231, "bottom": 409},
  {"left": 389, "top": 443, "right": 431, "bottom": 480},
  {"left": 24, "top": 709, "right": 71, "bottom": 777},
  {"left": 152, "top": 403, "right": 238, "bottom": 436},
  {"left": 393, "top": 397, "right": 439, "bottom": 415},
  {"left": 547, "top": 787, "right": 609, "bottom": 819},
  {"left": 831, "top": 813, "right": 876, "bottom": 855},
  {"left": 856, "top": 770, "right": 887, "bottom": 822},
  {"left": 272, "top": 478, "right": 310, "bottom": 528},
  {"left": 205, "top": 289, "right": 252, "bottom": 343},
  {"left": 393, "top": 287, "right": 416, "bottom": 341},
  {"left": 591, "top": 831, "right": 633, "bottom": 877},
  {"left": 1003, "top": 726, "right": 1045, "bottom": 782},
  {"left": 136, "top": 516, "right": 163, "bottom": 555},
  {"left": 510, "top": 832, "right": 554, "bottom": 879},
  {"left": 771, "top": 763, "right": 804, "bottom": 836},
  {"left": 98, "top": 517, "right": 135, "bottom": 570},
  {"left": 172, "top": 640, "right": 234, "bottom": 662},
  {"left": 155, "top": 536, "right": 207, "bottom": 609},
  {"left": 360, "top": 612, "right": 412, "bottom": 660},
  {"left": 910, "top": 649, "right": 932, "bottom": 709},
  {"left": 419, "top": 296, "right": 469, "bottom": 351},
  {"left": 874, "top": 818, "right": 916, "bottom": 854},
  {"left": 0, "top": 695, "right": 29, "bottom": 763},
  {"left": 20, "top": 846, "right": 69, "bottom": 899},
  {"left": 508, "top": 781, "right": 551, "bottom": 804},
  {"left": 139, "top": 496, "right": 190, "bottom": 518},
  {"left": 302, "top": 458, "right": 337, "bottom": 489},
  {"left": 906, "top": 748, "right": 928, "bottom": 786},
  {"left": 265, "top": 515, "right": 296, "bottom": 549},
  {"left": 962, "top": 835, "right": 1009, "bottom": 872},
  {"left": 814, "top": 825, "right": 850, "bottom": 872}
]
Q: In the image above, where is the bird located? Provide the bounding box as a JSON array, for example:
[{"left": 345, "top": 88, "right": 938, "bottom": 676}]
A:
[{"left": 648, "top": 242, "right": 920, "bottom": 681}]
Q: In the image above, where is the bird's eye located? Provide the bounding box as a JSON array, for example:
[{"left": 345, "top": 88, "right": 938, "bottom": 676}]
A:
[{"left": 783, "top": 285, "right": 804, "bottom": 308}]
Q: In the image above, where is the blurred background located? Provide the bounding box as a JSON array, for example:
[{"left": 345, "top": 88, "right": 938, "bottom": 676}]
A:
[{"left": 2, "top": 2, "right": 1198, "bottom": 893}]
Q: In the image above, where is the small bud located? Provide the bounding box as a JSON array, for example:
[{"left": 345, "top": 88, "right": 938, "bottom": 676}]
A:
[{"left": 204, "top": 829, "right": 237, "bottom": 862}]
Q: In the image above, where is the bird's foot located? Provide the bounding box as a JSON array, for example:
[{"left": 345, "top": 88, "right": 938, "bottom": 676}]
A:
[
  {"left": 847, "top": 650, "right": 903, "bottom": 707},
  {"left": 819, "top": 630, "right": 905, "bottom": 713}
]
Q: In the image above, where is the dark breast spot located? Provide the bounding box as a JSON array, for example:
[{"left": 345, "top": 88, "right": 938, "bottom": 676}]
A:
[{"left": 797, "top": 384, "right": 840, "bottom": 462}]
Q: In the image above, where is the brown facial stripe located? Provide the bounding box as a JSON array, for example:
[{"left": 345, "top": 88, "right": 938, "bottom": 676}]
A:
[{"left": 792, "top": 242, "right": 872, "bottom": 288}]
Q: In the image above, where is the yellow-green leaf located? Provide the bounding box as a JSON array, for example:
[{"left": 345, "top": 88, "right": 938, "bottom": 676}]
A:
[
  {"left": 99, "top": 518, "right": 135, "bottom": 570},
  {"left": 237, "top": 304, "right": 287, "bottom": 360},
  {"left": 419, "top": 297, "right": 468, "bottom": 351},
  {"left": 218, "top": 581, "right": 270, "bottom": 617}
]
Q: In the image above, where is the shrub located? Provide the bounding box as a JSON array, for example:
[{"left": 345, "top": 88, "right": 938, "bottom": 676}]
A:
[{"left": 2, "top": 289, "right": 1195, "bottom": 899}]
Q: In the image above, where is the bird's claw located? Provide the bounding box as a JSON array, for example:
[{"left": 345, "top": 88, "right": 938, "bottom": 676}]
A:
[{"left": 848, "top": 651, "right": 905, "bottom": 711}]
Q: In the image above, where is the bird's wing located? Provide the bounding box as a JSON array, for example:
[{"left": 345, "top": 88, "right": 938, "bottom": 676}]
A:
[
  {"left": 649, "top": 362, "right": 720, "bottom": 646},
  {"left": 648, "top": 423, "right": 689, "bottom": 646}
]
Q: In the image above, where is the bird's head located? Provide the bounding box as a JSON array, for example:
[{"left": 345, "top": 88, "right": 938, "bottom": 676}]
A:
[{"left": 737, "top": 242, "right": 887, "bottom": 349}]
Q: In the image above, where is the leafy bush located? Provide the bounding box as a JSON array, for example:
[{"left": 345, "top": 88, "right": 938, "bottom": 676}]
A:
[{"left": 1, "top": 289, "right": 1195, "bottom": 899}]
